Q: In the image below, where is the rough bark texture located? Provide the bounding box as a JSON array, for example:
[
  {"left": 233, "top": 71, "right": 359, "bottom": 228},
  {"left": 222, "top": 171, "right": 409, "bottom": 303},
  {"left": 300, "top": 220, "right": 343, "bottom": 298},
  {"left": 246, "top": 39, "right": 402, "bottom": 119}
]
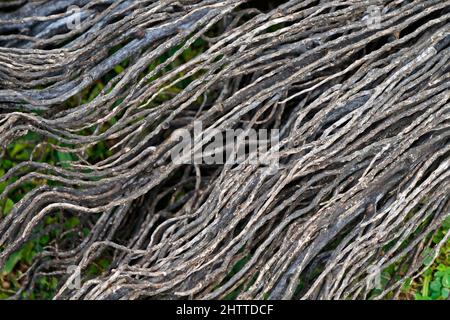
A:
[{"left": 0, "top": 0, "right": 449, "bottom": 299}]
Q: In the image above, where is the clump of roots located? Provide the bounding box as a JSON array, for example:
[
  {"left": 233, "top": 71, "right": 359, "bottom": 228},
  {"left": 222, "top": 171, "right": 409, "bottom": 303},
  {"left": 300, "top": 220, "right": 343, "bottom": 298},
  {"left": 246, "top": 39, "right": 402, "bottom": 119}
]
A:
[{"left": 0, "top": 0, "right": 449, "bottom": 300}]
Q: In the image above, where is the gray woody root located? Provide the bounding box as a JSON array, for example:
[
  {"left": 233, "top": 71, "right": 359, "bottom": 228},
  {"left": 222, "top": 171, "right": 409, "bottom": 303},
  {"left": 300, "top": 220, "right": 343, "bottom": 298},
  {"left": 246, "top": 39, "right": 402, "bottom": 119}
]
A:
[{"left": 0, "top": 0, "right": 449, "bottom": 300}]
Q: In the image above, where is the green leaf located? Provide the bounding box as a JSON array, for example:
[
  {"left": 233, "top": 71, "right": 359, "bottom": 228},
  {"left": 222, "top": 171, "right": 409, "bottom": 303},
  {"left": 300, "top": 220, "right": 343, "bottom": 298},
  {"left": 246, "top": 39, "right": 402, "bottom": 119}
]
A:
[
  {"left": 88, "top": 264, "right": 99, "bottom": 275},
  {"left": 57, "top": 151, "right": 73, "bottom": 163},
  {"left": 443, "top": 274, "right": 450, "bottom": 288},
  {"left": 437, "top": 264, "right": 447, "bottom": 272},
  {"left": 441, "top": 288, "right": 450, "bottom": 299},
  {"left": 442, "top": 216, "right": 450, "bottom": 230},
  {"left": 87, "top": 82, "right": 104, "bottom": 102},
  {"left": 415, "top": 293, "right": 431, "bottom": 300},
  {"left": 114, "top": 65, "right": 125, "bottom": 74},
  {"left": 422, "top": 249, "right": 434, "bottom": 266},
  {"left": 21, "top": 242, "right": 36, "bottom": 264},
  {"left": 45, "top": 215, "right": 59, "bottom": 225},
  {"left": 3, "top": 198, "right": 14, "bottom": 215},
  {"left": 83, "top": 227, "right": 90, "bottom": 236},
  {"left": 39, "top": 235, "right": 50, "bottom": 246},
  {"left": 0, "top": 181, "right": 7, "bottom": 194},
  {"left": 401, "top": 278, "right": 412, "bottom": 292},
  {"left": 65, "top": 217, "right": 80, "bottom": 229},
  {"left": 10, "top": 143, "right": 26, "bottom": 157},
  {"left": 1, "top": 159, "right": 13, "bottom": 169},
  {"left": 57, "top": 151, "right": 74, "bottom": 168},
  {"left": 3, "top": 250, "right": 22, "bottom": 273},
  {"left": 435, "top": 270, "right": 444, "bottom": 278},
  {"left": 99, "top": 258, "right": 111, "bottom": 269},
  {"left": 431, "top": 291, "right": 441, "bottom": 300},
  {"left": 430, "top": 279, "right": 441, "bottom": 292}
]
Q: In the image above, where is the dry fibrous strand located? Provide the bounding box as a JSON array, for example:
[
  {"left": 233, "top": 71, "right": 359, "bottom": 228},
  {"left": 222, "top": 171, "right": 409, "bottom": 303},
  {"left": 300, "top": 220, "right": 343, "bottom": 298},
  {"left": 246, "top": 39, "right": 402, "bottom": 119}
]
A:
[{"left": 0, "top": 0, "right": 449, "bottom": 300}]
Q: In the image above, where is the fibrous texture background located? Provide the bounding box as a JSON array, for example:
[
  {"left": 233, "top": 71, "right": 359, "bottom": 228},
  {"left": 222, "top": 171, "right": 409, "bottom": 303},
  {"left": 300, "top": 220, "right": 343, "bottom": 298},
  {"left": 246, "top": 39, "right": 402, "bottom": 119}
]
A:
[{"left": 0, "top": 0, "right": 449, "bottom": 300}]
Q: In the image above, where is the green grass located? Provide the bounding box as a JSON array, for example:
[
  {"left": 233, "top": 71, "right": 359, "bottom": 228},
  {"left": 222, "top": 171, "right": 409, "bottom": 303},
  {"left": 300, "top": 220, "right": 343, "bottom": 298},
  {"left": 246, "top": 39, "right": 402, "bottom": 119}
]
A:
[{"left": 407, "top": 219, "right": 450, "bottom": 300}]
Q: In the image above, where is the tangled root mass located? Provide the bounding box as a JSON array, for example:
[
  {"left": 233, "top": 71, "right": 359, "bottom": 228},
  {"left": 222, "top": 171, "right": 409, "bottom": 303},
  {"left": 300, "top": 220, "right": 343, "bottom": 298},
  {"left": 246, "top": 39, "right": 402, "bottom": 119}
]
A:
[{"left": 0, "top": 0, "right": 449, "bottom": 300}]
